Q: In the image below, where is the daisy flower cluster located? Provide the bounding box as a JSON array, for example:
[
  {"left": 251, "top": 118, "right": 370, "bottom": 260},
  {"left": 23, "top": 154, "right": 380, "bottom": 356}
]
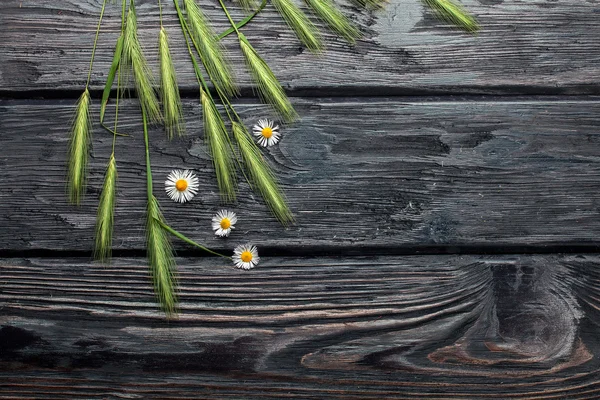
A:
[
  {"left": 164, "top": 170, "right": 259, "bottom": 269},
  {"left": 212, "top": 211, "right": 259, "bottom": 270},
  {"left": 159, "top": 119, "right": 284, "bottom": 270},
  {"left": 164, "top": 119, "right": 283, "bottom": 206}
]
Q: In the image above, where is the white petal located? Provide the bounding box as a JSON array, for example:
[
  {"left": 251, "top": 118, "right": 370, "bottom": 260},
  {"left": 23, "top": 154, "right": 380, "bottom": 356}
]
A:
[{"left": 215, "top": 228, "right": 231, "bottom": 237}]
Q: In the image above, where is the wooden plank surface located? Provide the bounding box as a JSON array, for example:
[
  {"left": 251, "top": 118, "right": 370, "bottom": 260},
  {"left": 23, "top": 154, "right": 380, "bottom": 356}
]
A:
[
  {"left": 2, "top": 1, "right": 600, "bottom": 398},
  {"left": 1, "top": 97, "right": 600, "bottom": 252},
  {"left": 1, "top": 0, "right": 600, "bottom": 95},
  {"left": 1, "top": 254, "right": 600, "bottom": 398}
]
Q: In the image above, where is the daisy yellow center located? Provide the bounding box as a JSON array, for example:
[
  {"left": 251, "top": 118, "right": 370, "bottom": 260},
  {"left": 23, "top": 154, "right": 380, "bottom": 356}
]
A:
[
  {"left": 240, "top": 251, "right": 253, "bottom": 263},
  {"left": 220, "top": 218, "right": 231, "bottom": 229},
  {"left": 175, "top": 179, "right": 188, "bottom": 192},
  {"left": 261, "top": 127, "right": 273, "bottom": 138}
]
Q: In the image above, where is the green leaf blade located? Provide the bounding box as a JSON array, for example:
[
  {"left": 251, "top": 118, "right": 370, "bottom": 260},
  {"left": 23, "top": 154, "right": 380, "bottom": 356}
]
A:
[{"left": 100, "top": 34, "right": 124, "bottom": 124}]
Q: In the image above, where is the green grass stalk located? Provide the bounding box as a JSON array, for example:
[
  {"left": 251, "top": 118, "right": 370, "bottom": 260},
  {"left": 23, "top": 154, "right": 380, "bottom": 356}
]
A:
[
  {"left": 123, "top": 0, "right": 162, "bottom": 122},
  {"left": 422, "top": 0, "right": 479, "bottom": 32},
  {"left": 67, "top": 89, "right": 92, "bottom": 205},
  {"left": 239, "top": 34, "right": 298, "bottom": 122},
  {"left": 182, "top": 0, "right": 237, "bottom": 98},
  {"left": 306, "top": 0, "right": 360, "bottom": 44},
  {"left": 201, "top": 89, "right": 237, "bottom": 202},
  {"left": 271, "top": 0, "right": 322, "bottom": 52},
  {"left": 232, "top": 122, "right": 294, "bottom": 224},
  {"left": 142, "top": 105, "right": 178, "bottom": 316},
  {"left": 159, "top": 27, "right": 184, "bottom": 138},
  {"left": 94, "top": 155, "right": 118, "bottom": 261}
]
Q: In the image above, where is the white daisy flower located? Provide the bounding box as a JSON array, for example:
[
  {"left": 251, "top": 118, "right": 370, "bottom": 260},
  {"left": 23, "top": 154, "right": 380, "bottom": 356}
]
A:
[
  {"left": 253, "top": 119, "right": 281, "bottom": 147},
  {"left": 232, "top": 244, "right": 259, "bottom": 270},
  {"left": 165, "top": 169, "right": 199, "bottom": 203},
  {"left": 211, "top": 209, "right": 238, "bottom": 237}
]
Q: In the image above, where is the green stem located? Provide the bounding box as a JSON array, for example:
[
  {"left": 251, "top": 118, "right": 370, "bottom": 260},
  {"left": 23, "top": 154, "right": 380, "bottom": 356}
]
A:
[
  {"left": 112, "top": 0, "right": 129, "bottom": 153},
  {"left": 156, "top": 219, "right": 232, "bottom": 259},
  {"left": 173, "top": 0, "right": 239, "bottom": 129},
  {"left": 176, "top": 0, "right": 249, "bottom": 180},
  {"left": 101, "top": 122, "right": 130, "bottom": 137},
  {"left": 174, "top": 0, "right": 231, "bottom": 104},
  {"left": 142, "top": 106, "right": 153, "bottom": 199},
  {"left": 217, "top": 0, "right": 241, "bottom": 35},
  {"left": 173, "top": 0, "right": 206, "bottom": 88},
  {"left": 138, "top": 43, "right": 230, "bottom": 259},
  {"left": 121, "top": 0, "right": 127, "bottom": 32},
  {"left": 175, "top": 0, "right": 248, "bottom": 181},
  {"left": 111, "top": 67, "right": 121, "bottom": 154},
  {"left": 217, "top": 0, "right": 267, "bottom": 40},
  {"left": 140, "top": 48, "right": 227, "bottom": 259},
  {"left": 159, "top": 0, "right": 164, "bottom": 27},
  {"left": 86, "top": 0, "right": 109, "bottom": 88}
]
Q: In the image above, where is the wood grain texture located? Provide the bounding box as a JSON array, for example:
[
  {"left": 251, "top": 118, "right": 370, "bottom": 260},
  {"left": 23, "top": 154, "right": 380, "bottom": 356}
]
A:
[
  {"left": 2, "top": 97, "right": 600, "bottom": 252},
  {"left": 1, "top": 0, "right": 600, "bottom": 95},
  {"left": 1, "top": 255, "right": 600, "bottom": 398},
  {"left": 3, "top": 0, "right": 600, "bottom": 398}
]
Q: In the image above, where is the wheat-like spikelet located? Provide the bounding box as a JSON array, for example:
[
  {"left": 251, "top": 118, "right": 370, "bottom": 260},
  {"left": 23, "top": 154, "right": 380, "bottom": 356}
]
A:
[
  {"left": 94, "top": 155, "right": 118, "bottom": 262},
  {"left": 122, "top": 1, "right": 162, "bottom": 122},
  {"left": 271, "top": 0, "right": 322, "bottom": 52},
  {"left": 238, "top": 0, "right": 258, "bottom": 11},
  {"left": 67, "top": 88, "right": 92, "bottom": 205},
  {"left": 237, "top": 0, "right": 259, "bottom": 12},
  {"left": 353, "top": 0, "right": 388, "bottom": 10},
  {"left": 200, "top": 89, "right": 237, "bottom": 202},
  {"left": 422, "top": 0, "right": 479, "bottom": 32},
  {"left": 238, "top": 34, "right": 298, "bottom": 122},
  {"left": 306, "top": 0, "right": 360, "bottom": 44},
  {"left": 232, "top": 122, "right": 294, "bottom": 224},
  {"left": 183, "top": 0, "right": 237, "bottom": 98},
  {"left": 159, "top": 27, "right": 184, "bottom": 138},
  {"left": 146, "top": 195, "right": 178, "bottom": 316}
]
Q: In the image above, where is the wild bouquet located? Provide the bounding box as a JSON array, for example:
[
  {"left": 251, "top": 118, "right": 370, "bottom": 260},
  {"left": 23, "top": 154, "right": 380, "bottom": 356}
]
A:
[{"left": 67, "top": 0, "right": 478, "bottom": 316}]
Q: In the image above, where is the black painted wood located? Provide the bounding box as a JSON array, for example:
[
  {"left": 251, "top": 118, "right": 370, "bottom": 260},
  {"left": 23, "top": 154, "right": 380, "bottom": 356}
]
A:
[
  {"left": 1, "top": 255, "right": 599, "bottom": 398},
  {"left": 1, "top": 97, "right": 600, "bottom": 252},
  {"left": 1, "top": 0, "right": 600, "bottom": 95}
]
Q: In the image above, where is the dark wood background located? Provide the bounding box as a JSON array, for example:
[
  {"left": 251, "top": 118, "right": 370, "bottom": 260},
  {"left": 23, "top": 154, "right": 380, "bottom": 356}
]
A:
[{"left": 2, "top": 0, "right": 600, "bottom": 398}]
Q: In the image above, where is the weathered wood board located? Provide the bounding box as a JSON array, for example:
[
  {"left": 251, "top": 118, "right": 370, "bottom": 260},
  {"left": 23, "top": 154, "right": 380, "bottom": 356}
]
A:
[
  {"left": 1, "top": 97, "right": 600, "bottom": 252},
  {"left": 2, "top": 255, "right": 600, "bottom": 398},
  {"left": 2, "top": 0, "right": 600, "bottom": 397},
  {"left": 1, "top": 0, "right": 600, "bottom": 95}
]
